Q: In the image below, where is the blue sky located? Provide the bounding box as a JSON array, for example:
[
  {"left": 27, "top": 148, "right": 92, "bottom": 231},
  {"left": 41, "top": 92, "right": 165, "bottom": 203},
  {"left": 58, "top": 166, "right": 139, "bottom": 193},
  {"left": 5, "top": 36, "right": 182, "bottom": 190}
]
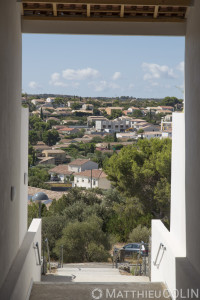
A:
[{"left": 22, "top": 34, "right": 185, "bottom": 98}]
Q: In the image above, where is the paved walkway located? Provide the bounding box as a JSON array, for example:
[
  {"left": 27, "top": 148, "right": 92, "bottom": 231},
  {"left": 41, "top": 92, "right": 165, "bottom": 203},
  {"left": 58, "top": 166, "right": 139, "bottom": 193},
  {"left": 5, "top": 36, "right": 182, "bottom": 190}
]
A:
[
  {"left": 43, "top": 263, "right": 149, "bottom": 283},
  {"left": 30, "top": 264, "right": 171, "bottom": 300}
]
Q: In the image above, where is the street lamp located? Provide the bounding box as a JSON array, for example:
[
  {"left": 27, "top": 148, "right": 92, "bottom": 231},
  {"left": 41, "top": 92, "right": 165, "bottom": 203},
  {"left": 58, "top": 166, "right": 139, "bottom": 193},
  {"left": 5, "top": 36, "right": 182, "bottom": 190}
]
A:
[{"left": 32, "top": 192, "right": 49, "bottom": 218}]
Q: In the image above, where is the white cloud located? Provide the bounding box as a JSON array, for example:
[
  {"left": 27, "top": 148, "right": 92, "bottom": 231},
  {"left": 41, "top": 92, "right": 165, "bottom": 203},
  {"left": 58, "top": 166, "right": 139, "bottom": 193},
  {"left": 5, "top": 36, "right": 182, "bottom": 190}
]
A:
[
  {"left": 49, "top": 72, "right": 68, "bottom": 87},
  {"left": 177, "top": 61, "right": 184, "bottom": 72},
  {"left": 151, "top": 82, "right": 159, "bottom": 87},
  {"left": 112, "top": 72, "right": 121, "bottom": 80},
  {"left": 28, "top": 81, "right": 40, "bottom": 89},
  {"left": 88, "top": 81, "right": 120, "bottom": 92},
  {"left": 142, "top": 63, "right": 176, "bottom": 81},
  {"left": 62, "top": 68, "right": 100, "bottom": 80},
  {"left": 128, "top": 83, "right": 134, "bottom": 89},
  {"left": 50, "top": 72, "right": 60, "bottom": 82}
]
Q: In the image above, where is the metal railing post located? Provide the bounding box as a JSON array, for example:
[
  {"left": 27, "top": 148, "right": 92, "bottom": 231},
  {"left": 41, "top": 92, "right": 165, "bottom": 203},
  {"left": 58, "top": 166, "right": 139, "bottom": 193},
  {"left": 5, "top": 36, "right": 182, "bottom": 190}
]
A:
[
  {"left": 61, "top": 245, "right": 63, "bottom": 268},
  {"left": 45, "top": 238, "right": 51, "bottom": 273}
]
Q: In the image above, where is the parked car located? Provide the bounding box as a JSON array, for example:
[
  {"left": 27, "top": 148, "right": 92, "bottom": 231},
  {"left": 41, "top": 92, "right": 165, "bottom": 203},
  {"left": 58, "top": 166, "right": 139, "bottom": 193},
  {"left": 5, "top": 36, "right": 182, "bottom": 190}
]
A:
[{"left": 122, "top": 243, "right": 148, "bottom": 256}]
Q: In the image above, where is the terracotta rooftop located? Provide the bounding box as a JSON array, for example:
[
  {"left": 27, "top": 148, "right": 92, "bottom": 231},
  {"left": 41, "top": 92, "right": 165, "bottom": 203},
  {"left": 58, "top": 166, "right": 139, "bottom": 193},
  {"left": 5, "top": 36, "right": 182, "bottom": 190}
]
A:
[
  {"left": 21, "top": 0, "right": 193, "bottom": 22},
  {"left": 49, "top": 164, "right": 74, "bottom": 175},
  {"left": 68, "top": 158, "right": 92, "bottom": 166},
  {"left": 74, "top": 169, "right": 107, "bottom": 179},
  {"left": 42, "top": 149, "right": 66, "bottom": 154},
  {"left": 58, "top": 127, "right": 77, "bottom": 131}
]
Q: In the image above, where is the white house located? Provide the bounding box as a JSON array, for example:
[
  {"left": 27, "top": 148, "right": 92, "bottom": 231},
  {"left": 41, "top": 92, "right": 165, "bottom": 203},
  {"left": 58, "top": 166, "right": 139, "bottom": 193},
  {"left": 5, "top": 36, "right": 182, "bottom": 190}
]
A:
[
  {"left": 127, "top": 106, "right": 141, "bottom": 114},
  {"left": 95, "top": 118, "right": 131, "bottom": 133},
  {"left": 137, "top": 131, "right": 162, "bottom": 139},
  {"left": 68, "top": 159, "right": 98, "bottom": 173},
  {"left": 73, "top": 169, "right": 111, "bottom": 189},
  {"left": 162, "top": 131, "right": 172, "bottom": 139},
  {"left": 161, "top": 116, "right": 173, "bottom": 132},
  {"left": 82, "top": 103, "right": 94, "bottom": 110},
  {"left": 46, "top": 97, "right": 55, "bottom": 103},
  {"left": 116, "top": 132, "right": 136, "bottom": 139},
  {"left": 49, "top": 164, "right": 74, "bottom": 182}
]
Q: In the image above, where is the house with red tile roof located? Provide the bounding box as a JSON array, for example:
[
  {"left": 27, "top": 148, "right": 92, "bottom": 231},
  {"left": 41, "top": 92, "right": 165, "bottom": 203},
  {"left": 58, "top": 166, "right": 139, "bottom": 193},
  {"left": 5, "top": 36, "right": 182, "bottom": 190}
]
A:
[{"left": 74, "top": 169, "right": 111, "bottom": 190}]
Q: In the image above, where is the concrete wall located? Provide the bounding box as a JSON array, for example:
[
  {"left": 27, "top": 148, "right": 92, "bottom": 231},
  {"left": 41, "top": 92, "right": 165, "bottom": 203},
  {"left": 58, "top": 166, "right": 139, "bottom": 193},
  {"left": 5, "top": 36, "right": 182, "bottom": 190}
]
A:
[
  {"left": 22, "top": 19, "right": 186, "bottom": 36},
  {"left": 0, "top": 1, "right": 22, "bottom": 288}
]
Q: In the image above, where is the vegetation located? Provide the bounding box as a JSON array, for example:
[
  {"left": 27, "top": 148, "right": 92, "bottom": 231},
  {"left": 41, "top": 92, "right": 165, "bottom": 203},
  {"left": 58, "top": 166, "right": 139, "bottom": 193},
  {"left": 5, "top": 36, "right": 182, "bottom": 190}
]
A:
[
  {"left": 129, "top": 225, "right": 150, "bottom": 243},
  {"left": 28, "top": 165, "right": 51, "bottom": 189},
  {"left": 104, "top": 138, "right": 171, "bottom": 228},
  {"left": 42, "top": 129, "right": 60, "bottom": 146},
  {"left": 26, "top": 93, "right": 176, "bottom": 263}
]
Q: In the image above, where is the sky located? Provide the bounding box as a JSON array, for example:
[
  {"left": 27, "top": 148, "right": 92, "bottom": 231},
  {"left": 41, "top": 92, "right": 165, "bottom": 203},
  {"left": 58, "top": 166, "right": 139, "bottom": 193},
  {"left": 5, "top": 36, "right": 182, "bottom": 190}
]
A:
[{"left": 22, "top": 34, "right": 185, "bottom": 98}]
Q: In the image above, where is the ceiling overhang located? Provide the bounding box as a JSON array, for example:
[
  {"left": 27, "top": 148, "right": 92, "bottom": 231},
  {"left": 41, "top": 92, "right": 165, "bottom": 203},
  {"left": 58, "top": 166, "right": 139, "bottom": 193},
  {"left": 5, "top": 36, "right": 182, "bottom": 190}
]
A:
[{"left": 21, "top": 0, "right": 194, "bottom": 23}]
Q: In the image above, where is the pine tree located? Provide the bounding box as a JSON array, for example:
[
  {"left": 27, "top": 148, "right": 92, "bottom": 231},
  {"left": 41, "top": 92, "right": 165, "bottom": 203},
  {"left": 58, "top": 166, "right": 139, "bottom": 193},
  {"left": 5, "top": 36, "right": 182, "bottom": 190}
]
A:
[{"left": 40, "top": 107, "right": 43, "bottom": 120}]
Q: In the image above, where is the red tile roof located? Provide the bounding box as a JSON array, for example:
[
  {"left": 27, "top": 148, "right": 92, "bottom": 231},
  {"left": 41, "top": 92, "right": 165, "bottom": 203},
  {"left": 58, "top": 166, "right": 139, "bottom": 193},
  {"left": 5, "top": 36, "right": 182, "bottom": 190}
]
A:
[
  {"left": 68, "top": 159, "right": 91, "bottom": 166},
  {"left": 49, "top": 164, "right": 73, "bottom": 175}
]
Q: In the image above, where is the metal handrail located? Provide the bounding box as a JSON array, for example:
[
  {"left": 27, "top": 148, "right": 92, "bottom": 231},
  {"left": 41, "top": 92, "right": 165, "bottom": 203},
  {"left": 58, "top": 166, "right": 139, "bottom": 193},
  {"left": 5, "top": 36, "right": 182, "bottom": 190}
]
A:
[
  {"left": 33, "top": 242, "right": 41, "bottom": 265},
  {"left": 153, "top": 243, "right": 166, "bottom": 267}
]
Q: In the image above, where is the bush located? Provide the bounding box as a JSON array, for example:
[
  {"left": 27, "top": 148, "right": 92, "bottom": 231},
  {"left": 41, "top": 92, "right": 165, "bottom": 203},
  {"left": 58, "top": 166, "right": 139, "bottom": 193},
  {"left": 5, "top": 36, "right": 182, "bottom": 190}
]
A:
[
  {"left": 129, "top": 225, "right": 150, "bottom": 243},
  {"left": 54, "top": 217, "right": 110, "bottom": 263}
]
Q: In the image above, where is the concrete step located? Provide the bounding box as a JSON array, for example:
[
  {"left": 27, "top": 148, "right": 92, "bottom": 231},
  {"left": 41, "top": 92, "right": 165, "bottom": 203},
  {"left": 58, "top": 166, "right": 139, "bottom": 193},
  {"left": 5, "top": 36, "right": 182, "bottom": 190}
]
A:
[{"left": 30, "top": 282, "right": 171, "bottom": 300}]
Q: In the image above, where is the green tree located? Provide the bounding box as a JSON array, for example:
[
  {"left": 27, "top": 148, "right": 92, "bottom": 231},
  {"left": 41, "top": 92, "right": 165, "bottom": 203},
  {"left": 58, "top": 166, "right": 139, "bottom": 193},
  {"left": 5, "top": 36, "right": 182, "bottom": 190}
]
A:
[
  {"left": 28, "top": 142, "right": 36, "bottom": 166},
  {"left": 160, "top": 96, "right": 183, "bottom": 107},
  {"left": 40, "top": 107, "right": 44, "bottom": 120},
  {"left": 54, "top": 217, "right": 110, "bottom": 263},
  {"left": 129, "top": 225, "right": 150, "bottom": 243},
  {"left": 105, "top": 138, "right": 171, "bottom": 224},
  {"left": 29, "top": 130, "right": 39, "bottom": 145},
  {"left": 110, "top": 109, "right": 122, "bottom": 119},
  {"left": 42, "top": 129, "right": 60, "bottom": 146},
  {"left": 28, "top": 165, "right": 50, "bottom": 188},
  {"left": 131, "top": 110, "right": 143, "bottom": 118},
  {"left": 71, "top": 102, "right": 82, "bottom": 110}
]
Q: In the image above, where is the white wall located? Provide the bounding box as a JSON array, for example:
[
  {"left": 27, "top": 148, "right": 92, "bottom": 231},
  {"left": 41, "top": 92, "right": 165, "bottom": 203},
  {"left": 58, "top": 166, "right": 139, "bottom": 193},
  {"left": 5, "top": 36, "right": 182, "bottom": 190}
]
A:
[
  {"left": 0, "top": 219, "right": 42, "bottom": 300},
  {"left": 151, "top": 113, "right": 186, "bottom": 299},
  {"left": 170, "top": 113, "right": 186, "bottom": 255},
  {"left": 0, "top": 0, "right": 22, "bottom": 289},
  {"left": 74, "top": 175, "right": 93, "bottom": 189}
]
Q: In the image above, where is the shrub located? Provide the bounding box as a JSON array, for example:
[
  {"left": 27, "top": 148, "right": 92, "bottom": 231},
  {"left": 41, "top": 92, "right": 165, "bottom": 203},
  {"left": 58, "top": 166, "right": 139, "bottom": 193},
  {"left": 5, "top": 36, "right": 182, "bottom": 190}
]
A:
[
  {"left": 129, "top": 225, "right": 150, "bottom": 243},
  {"left": 54, "top": 217, "right": 110, "bottom": 263}
]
